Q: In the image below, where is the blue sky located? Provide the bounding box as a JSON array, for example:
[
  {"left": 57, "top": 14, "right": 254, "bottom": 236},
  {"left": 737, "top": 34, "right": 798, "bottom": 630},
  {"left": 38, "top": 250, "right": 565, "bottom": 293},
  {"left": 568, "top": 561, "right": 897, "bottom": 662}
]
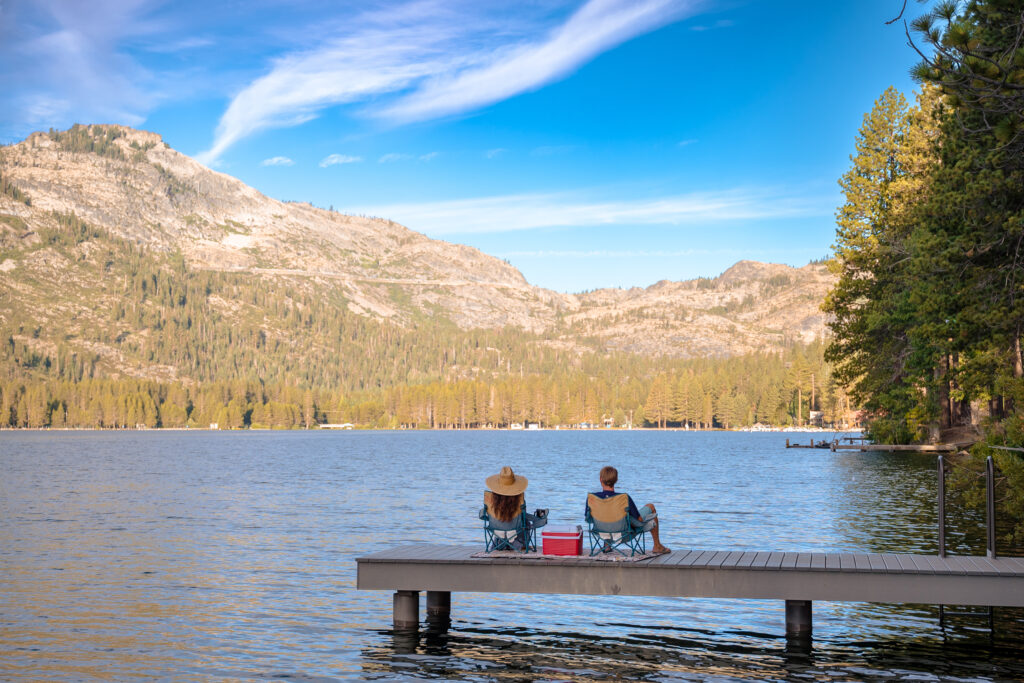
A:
[{"left": 0, "top": 0, "right": 922, "bottom": 292}]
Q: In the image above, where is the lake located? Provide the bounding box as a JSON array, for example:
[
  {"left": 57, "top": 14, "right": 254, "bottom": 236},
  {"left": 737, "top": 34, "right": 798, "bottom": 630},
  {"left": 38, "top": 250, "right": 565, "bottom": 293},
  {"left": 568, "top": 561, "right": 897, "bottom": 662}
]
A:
[{"left": 1, "top": 430, "right": 1021, "bottom": 681}]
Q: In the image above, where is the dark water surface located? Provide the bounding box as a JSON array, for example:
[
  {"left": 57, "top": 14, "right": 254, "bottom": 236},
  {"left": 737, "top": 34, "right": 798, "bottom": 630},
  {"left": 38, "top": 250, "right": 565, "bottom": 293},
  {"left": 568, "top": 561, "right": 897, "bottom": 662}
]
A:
[{"left": 1, "top": 430, "right": 1022, "bottom": 681}]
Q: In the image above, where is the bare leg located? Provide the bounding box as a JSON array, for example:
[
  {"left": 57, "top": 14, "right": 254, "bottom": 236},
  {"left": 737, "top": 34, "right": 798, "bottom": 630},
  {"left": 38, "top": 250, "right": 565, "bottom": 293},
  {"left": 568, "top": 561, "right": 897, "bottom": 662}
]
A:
[{"left": 645, "top": 503, "right": 670, "bottom": 553}]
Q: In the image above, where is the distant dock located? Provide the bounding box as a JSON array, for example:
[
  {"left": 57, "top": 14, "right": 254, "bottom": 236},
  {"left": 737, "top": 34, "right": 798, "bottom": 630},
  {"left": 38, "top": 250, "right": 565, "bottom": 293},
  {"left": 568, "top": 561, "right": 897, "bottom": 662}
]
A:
[{"left": 785, "top": 437, "right": 965, "bottom": 453}]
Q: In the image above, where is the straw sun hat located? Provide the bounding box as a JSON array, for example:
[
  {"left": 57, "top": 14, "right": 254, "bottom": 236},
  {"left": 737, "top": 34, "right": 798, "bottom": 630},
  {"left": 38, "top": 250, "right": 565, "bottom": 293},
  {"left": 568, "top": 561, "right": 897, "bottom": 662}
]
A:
[{"left": 485, "top": 466, "right": 528, "bottom": 496}]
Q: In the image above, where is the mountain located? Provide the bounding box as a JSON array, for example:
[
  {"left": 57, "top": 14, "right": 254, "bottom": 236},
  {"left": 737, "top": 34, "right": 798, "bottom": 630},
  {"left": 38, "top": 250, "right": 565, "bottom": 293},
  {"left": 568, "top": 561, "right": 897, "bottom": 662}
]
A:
[{"left": 0, "top": 124, "right": 835, "bottom": 388}]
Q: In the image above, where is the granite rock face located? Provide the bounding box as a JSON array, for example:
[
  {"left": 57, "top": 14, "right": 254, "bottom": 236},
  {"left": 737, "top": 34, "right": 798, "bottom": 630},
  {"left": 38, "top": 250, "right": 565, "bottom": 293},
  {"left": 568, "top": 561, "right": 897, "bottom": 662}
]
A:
[{"left": 1, "top": 125, "right": 835, "bottom": 361}]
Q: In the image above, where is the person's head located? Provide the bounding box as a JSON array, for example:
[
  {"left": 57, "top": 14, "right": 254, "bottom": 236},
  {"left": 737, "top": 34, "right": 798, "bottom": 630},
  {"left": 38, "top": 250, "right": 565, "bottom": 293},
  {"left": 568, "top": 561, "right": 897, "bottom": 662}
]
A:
[
  {"left": 485, "top": 466, "right": 528, "bottom": 522},
  {"left": 600, "top": 465, "right": 618, "bottom": 489}
]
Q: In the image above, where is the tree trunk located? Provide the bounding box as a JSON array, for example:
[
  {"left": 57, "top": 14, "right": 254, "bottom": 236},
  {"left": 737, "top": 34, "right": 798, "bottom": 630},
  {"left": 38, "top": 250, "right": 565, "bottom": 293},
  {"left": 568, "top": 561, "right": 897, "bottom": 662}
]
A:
[
  {"left": 938, "top": 356, "right": 951, "bottom": 430},
  {"left": 990, "top": 395, "right": 1005, "bottom": 420},
  {"left": 1016, "top": 327, "right": 1023, "bottom": 378}
]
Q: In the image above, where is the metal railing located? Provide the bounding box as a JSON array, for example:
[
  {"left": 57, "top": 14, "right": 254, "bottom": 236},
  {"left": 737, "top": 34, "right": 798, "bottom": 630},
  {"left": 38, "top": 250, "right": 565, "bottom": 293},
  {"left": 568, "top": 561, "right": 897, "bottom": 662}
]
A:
[{"left": 936, "top": 454, "right": 996, "bottom": 559}]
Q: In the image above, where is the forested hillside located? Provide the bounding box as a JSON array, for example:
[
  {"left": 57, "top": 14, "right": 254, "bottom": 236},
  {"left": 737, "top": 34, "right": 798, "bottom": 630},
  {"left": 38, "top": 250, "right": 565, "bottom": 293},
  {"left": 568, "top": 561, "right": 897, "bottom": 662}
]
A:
[
  {"left": 0, "top": 124, "right": 845, "bottom": 430},
  {"left": 0, "top": 199, "right": 842, "bottom": 429}
]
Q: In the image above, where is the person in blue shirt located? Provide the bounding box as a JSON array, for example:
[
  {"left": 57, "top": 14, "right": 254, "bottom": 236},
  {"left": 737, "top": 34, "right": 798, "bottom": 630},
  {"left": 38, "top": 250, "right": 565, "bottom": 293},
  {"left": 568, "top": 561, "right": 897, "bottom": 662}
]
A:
[{"left": 587, "top": 465, "right": 670, "bottom": 554}]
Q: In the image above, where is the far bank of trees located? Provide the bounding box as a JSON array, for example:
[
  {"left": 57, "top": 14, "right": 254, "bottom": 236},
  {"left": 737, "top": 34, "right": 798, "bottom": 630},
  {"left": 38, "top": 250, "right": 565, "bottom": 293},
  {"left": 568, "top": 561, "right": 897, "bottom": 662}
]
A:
[{"left": 0, "top": 339, "right": 849, "bottom": 430}]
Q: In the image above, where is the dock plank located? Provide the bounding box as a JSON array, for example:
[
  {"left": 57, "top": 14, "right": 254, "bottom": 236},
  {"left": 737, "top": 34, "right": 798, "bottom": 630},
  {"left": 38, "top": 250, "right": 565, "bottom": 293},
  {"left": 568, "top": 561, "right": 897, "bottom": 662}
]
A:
[
  {"left": 736, "top": 552, "right": 759, "bottom": 568},
  {"left": 853, "top": 554, "right": 873, "bottom": 572},
  {"left": 682, "top": 550, "right": 714, "bottom": 567},
  {"left": 881, "top": 554, "right": 902, "bottom": 572},
  {"left": 707, "top": 551, "right": 733, "bottom": 568}
]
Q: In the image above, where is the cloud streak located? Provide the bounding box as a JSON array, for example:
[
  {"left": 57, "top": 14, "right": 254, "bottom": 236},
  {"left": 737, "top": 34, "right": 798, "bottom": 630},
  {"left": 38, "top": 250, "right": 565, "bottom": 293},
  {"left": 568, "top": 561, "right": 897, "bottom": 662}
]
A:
[
  {"left": 379, "top": 0, "right": 695, "bottom": 123},
  {"left": 320, "top": 153, "right": 362, "bottom": 167},
  {"left": 260, "top": 155, "right": 294, "bottom": 166},
  {"left": 350, "top": 187, "right": 835, "bottom": 235},
  {"left": 199, "top": 0, "right": 698, "bottom": 162},
  {"left": 0, "top": 0, "right": 160, "bottom": 138}
]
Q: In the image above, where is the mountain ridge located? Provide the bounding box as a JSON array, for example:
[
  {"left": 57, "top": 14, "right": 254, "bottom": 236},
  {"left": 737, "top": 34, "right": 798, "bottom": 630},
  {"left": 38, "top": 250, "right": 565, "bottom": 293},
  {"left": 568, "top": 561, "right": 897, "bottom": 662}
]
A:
[{"left": 0, "top": 123, "right": 835, "bottom": 381}]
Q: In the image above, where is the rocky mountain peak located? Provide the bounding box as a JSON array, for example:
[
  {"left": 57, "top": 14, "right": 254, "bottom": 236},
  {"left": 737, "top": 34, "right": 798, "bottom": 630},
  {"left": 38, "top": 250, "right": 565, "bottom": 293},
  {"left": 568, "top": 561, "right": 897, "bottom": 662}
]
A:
[{"left": 1, "top": 124, "right": 836, "bottom": 361}]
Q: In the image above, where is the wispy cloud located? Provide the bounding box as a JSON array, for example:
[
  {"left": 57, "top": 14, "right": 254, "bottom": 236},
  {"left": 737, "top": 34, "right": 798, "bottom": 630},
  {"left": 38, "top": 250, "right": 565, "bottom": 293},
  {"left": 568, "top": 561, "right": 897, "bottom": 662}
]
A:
[
  {"left": 690, "top": 18, "right": 733, "bottom": 31},
  {"left": 378, "top": 0, "right": 698, "bottom": 123},
  {"left": 199, "top": 0, "right": 700, "bottom": 162},
  {"left": 419, "top": 151, "right": 438, "bottom": 162},
  {"left": 485, "top": 147, "right": 507, "bottom": 159},
  {"left": 350, "top": 186, "right": 835, "bottom": 235},
  {"left": 260, "top": 155, "right": 294, "bottom": 166},
  {"left": 677, "top": 138, "right": 697, "bottom": 147},
  {"left": 379, "top": 152, "right": 413, "bottom": 163},
  {"left": 320, "top": 153, "right": 362, "bottom": 167},
  {"left": 501, "top": 247, "right": 804, "bottom": 258},
  {"left": 0, "top": 0, "right": 160, "bottom": 138}
]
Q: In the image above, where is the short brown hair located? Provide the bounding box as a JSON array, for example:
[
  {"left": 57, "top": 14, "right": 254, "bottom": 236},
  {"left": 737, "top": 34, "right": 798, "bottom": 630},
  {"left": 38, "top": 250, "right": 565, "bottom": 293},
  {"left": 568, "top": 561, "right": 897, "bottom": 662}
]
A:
[{"left": 600, "top": 465, "right": 618, "bottom": 487}]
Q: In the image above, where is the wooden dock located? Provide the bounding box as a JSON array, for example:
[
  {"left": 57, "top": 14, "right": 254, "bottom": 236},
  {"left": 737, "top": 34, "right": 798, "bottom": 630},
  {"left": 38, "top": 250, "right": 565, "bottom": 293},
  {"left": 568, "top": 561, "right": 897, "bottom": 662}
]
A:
[
  {"left": 784, "top": 438, "right": 964, "bottom": 453},
  {"left": 831, "top": 443, "right": 960, "bottom": 452},
  {"left": 357, "top": 544, "right": 1024, "bottom": 640}
]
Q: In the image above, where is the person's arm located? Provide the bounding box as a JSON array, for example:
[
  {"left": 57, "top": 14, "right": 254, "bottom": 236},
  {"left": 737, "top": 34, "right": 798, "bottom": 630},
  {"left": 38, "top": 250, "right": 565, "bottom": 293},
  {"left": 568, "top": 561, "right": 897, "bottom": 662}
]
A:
[{"left": 627, "top": 495, "right": 642, "bottom": 522}]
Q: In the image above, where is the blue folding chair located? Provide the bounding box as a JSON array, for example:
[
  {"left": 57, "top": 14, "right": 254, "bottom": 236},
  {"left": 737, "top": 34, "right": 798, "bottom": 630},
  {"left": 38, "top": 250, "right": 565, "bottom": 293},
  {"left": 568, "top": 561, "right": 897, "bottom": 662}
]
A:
[
  {"left": 585, "top": 493, "right": 647, "bottom": 556},
  {"left": 480, "top": 503, "right": 537, "bottom": 552}
]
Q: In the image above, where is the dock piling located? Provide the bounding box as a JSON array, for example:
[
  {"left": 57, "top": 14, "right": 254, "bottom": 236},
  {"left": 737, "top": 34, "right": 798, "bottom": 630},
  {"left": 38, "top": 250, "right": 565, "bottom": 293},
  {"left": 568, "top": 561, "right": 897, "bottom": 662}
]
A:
[
  {"left": 785, "top": 599, "right": 812, "bottom": 642},
  {"left": 393, "top": 590, "right": 419, "bottom": 630},
  {"left": 425, "top": 590, "right": 451, "bottom": 632}
]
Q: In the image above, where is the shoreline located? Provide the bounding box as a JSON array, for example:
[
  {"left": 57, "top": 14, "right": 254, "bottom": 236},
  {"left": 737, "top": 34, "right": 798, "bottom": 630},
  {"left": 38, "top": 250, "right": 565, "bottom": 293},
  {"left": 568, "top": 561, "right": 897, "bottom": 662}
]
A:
[{"left": 0, "top": 426, "right": 860, "bottom": 433}]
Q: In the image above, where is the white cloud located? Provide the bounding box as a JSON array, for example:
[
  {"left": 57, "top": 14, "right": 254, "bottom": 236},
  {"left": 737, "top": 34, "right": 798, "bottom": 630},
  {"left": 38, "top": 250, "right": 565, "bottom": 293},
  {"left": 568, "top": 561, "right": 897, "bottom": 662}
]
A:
[
  {"left": 677, "top": 138, "right": 697, "bottom": 147},
  {"left": 379, "top": 152, "right": 413, "bottom": 163},
  {"left": 199, "top": 0, "right": 699, "bottom": 162},
  {"left": 502, "top": 248, "right": 785, "bottom": 258},
  {"left": 485, "top": 147, "right": 507, "bottom": 159},
  {"left": 260, "top": 155, "right": 294, "bottom": 166},
  {"left": 350, "top": 187, "right": 835, "bottom": 235},
  {"left": 690, "top": 18, "right": 732, "bottom": 31},
  {"left": 319, "top": 153, "right": 362, "bottom": 167},
  {"left": 380, "top": 0, "right": 696, "bottom": 123},
  {"left": 0, "top": 0, "right": 159, "bottom": 137},
  {"left": 418, "top": 151, "right": 438, "bottom": 161}
]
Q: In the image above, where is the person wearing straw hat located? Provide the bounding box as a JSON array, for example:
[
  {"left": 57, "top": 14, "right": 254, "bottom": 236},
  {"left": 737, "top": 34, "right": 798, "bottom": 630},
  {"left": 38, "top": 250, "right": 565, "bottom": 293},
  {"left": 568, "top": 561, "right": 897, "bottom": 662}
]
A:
[{"left": 482, "top": 466, "right": 547, "bottom": 549}]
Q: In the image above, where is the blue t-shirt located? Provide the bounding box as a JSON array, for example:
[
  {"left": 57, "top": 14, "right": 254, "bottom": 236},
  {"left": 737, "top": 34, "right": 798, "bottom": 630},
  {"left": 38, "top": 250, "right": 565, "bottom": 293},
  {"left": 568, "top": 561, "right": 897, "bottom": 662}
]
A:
[{"left": 586, "top": 490, "right": 641, "bottom": 521}]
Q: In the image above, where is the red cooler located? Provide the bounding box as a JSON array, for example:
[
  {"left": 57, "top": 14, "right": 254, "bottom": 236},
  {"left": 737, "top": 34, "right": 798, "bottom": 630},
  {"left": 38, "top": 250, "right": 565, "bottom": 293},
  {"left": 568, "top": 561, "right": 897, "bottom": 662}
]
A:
[{"left": 542, "top": 524, "right": 583, "bottom": 556}]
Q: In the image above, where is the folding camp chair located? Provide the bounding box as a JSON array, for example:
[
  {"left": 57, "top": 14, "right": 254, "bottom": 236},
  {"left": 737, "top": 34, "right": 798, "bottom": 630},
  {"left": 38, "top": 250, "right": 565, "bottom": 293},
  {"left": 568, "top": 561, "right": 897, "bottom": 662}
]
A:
[
  {"left": 585, "top": 493, "right": 647, "bottom": 556},
  {"left": 479, "top": 492, "right": 538, "bottom": 552}
]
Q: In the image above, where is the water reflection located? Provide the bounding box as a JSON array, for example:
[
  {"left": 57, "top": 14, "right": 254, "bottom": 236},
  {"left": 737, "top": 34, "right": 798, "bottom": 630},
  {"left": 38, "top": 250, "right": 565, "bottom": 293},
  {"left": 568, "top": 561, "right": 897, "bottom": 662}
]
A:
[{"left": 1, "top": 430, "right": 1022, "bottom": 681}]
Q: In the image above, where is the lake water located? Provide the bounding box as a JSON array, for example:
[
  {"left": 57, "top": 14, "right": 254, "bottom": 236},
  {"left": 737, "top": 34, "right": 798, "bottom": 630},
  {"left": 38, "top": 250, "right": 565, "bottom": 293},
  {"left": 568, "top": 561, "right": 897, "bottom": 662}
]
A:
[{"left": 1, "top": 430, "right": 1021, "bottom": 681}]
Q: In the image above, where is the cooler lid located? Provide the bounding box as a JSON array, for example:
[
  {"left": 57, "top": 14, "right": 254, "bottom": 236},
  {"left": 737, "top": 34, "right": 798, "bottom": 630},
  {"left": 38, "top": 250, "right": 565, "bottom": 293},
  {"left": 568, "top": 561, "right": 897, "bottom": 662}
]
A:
[{"left": 543, "top": 524, "right": 582, "bottom": 536}]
